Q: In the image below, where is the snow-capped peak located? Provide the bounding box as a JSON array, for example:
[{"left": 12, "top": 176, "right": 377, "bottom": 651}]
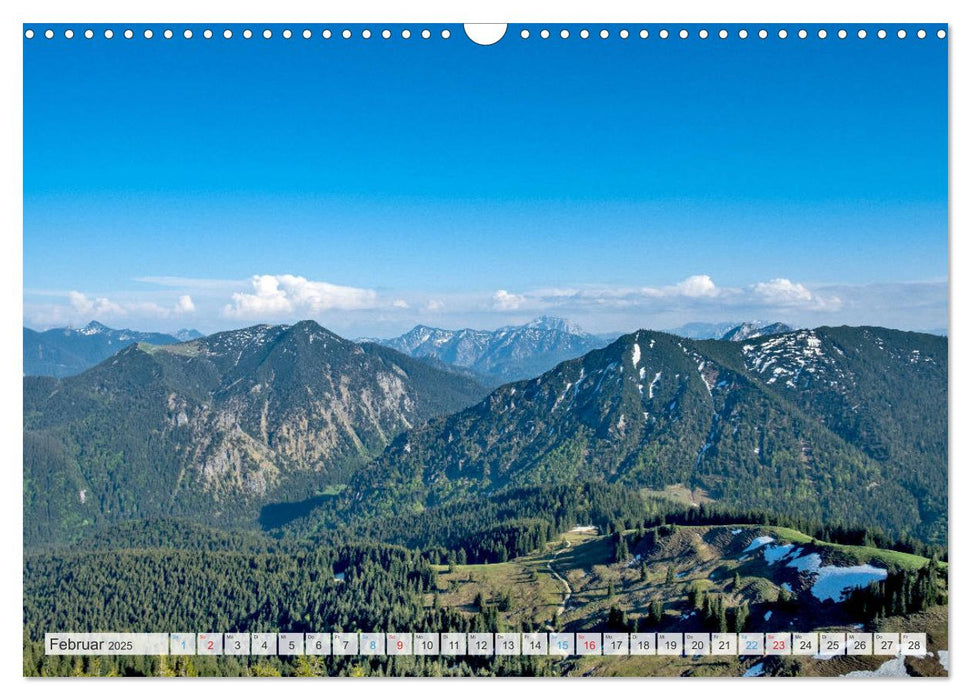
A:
[{"left": 79, "top": 321, "right": 112, "bottom": 336}]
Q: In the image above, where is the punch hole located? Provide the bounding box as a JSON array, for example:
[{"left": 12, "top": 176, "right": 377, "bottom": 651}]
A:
[{"left": 464, "top": 24, "right": 507, "bottom": 46}]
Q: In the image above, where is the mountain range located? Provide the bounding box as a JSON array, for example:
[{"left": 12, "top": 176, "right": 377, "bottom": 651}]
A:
[
  {"left": 23, "top": 322, "right": 203, "bottom": 377},
  {"left": 338, "top": 326, "right": 946, "bottom": 543},
  {"left": 23, "top": 321, "right": 487, "bottom": 544},
  {"left": 665, "top": 320, "right": 793, "bottom": 341},
  {"left": 366, "top": 316, "right": 608, "bottom": 385},
  {"left": 23, "top": 318, "right": 791, "bottom": 381},
  {"left": 23, "top": 320, "right": 947, "bottom": 548}
]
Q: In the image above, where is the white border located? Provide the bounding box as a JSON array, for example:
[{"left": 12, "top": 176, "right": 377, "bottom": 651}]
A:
[{"left": 3, "top": 1, "right": 965, "bottom": 698}]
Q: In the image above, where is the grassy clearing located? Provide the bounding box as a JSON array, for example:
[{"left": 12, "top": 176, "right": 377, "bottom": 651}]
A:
[
  {"left": 639, "top": 484, "right": 714, "bottom": 507},
  {"left": 430, "top": 543, "right": 565, "bottom": 627},
  {"left": 554, "top": 532, "right": 612, "bottom": 571}
]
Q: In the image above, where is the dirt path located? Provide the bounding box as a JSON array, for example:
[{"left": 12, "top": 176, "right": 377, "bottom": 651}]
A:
[{"left": 546, "top": 540, "right": 573, "bottom": 621}]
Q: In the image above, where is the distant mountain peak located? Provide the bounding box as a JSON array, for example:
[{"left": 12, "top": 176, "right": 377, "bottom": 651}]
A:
[
  {"left": 80, "top": 320, "right": 112, "bottom": 335},
  {"left": 375, "top": 317, "right": 606, "bottom": 383},
  {"left": 25, "top": 323, "right": 189, "bottom": 378},
  {"left": 721, "top": 321, "right": 793, "bottom": 342},
  {"left": 173, "top": 328, "right": 204, "bottom": 342},
  {"left": 521, "top": 316, "right": 587, "bottom": 335}
]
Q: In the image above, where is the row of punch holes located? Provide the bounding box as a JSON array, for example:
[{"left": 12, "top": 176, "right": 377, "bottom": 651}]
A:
[{"left": 24, "top": 26, "right": 948, "bottom": 42}]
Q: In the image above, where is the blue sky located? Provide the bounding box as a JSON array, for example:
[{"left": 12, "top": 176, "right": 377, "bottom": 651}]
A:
[{"left": 23, "top": 24, "right": 948, "bottom": 336}]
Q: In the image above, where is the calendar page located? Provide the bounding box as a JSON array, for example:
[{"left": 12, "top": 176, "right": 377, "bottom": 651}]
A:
[{"left": 21, "top": 16, "right": 948, "bottom": 680}]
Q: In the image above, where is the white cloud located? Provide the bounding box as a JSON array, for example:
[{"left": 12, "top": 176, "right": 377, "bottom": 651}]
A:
[
  {"left": 61, "top": 291, "right": 196, "bottom": 324},
  {"left": 641, "top": 274, "right": 725, "bottom": 299},
  {"left": 68, "top": 291, "right": 126, "bottom": 317},
  {"left": 176, "top": 294, "right": 196, "bottom": 313},
  {"left": 223, "top": 274, "right": 379, "bottom": 319},
  {"left": 492, "top": 289, "right": 526, "bottom": 311},
  {"left": 674, "top": 274, "right": 720, "bottom": 298},
  {"left": 752, "top": 278, "right": 813, "bottom": 303},
  {"left": 752, "top": 278, "right": 842, "bottom": 310},
  {"left": 392, "top": 299, "right": 409, "bottom": 309},
  {"left": 424, "top": 299, "right": 445, "bottom": 312}
]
